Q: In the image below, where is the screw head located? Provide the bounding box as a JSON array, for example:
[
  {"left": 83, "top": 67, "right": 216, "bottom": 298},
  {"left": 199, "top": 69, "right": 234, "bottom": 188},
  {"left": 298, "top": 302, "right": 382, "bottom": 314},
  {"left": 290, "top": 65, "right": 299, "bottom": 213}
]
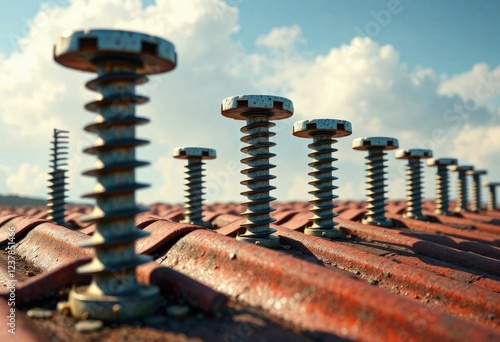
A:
[
  {"left": 292, "top": 119, "right": 353, "bottom": 138},
  {"left": 54, "top": 29, "right": 177, "bottom": 74},
  {"left": 352, "top": 137, "right": 399, "bottom": 151},
  {"left": 426, "top": 158, "right": 458, "bottom": 167},
  {"left": 451, "top": 165, "right": 474, "bottom": 172},
  {"left": 172, "top": 147, "right": 216, "bottom": 160},
  {"left": 221, "top": 95, "right": 293, "bottom": 121},
  {"left": 483, "top": 182, "right": 500, "bottom": 187},
  {"left": 395, "top": 148, "right": 432, "bottom": 160},
  {"left": 467, "top": 169, "right": 487, "bottom": 176}
]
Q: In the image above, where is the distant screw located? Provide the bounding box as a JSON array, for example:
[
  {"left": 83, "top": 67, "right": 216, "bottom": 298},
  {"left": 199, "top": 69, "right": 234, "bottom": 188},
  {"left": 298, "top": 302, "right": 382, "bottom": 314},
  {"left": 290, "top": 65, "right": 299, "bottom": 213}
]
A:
[
  {"left": 54, "top": 29, "right": 176, "bottom": 321},
  {"left": 395, "top": 149, "right": 432, "bottom": 220},
  {"left": 352, "top": 137, "right": 399, "bottom": 227},
  {"left": 452, "top": 165, "right": 474, "bottom": 213},
  {"left": 467, "top": 169, "right": 487, "bottom": 212},
  {"left": 221, "top": 95, "right": 294, "bottom": 248},
  {"left": 483, "top": 182, "right": 500, "bottom": 211},
  {"left": 292, "top": 119, "right": 352, "bottom": 238},
  {"left": 173, "top": 147, "right": 216, "bottom": 227},
  {"left": 426, "top": 158, "right": 458, "bottom": 215},
  {"left": 47, "top": 129, "right": 69, "bottom": 227}
]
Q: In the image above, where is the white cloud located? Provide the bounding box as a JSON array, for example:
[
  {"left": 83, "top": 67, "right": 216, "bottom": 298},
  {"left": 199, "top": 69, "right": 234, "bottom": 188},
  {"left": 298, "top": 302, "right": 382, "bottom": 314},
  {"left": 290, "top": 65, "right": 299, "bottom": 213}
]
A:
[
  {"left": 4, "top": 163, "right": 47, "bottom": 196},
  {"left": 0, "top": 2, "right": 499, "bottom": 208}
]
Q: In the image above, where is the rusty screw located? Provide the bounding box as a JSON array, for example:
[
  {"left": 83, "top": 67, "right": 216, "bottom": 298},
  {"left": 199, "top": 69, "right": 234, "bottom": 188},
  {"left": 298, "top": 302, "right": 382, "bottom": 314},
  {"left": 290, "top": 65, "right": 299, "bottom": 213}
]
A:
[
  {"left": 173, "top": 147, "right": 216, "bottom": 227},
  {"left": 292, "top": 119, "right": 352, "bottom": 238},
  {"left": 395, "top": 149, "right": 432, "bottom": 220},
  {"left": 483, "top": 182, "right": 500, "bottom": 211},
  {"left": 221, "top": 95, "right": 293, "bottom": 248},
  {"left": 47, "top": 128, "right": 69, "bottom": 227},
  {"left": 467, "top": 169, "right": 487, "bottom": 212},
  {"left": 54, "top": 29, "right": 176, "bottom": 321},
  {"left": 352, "top": 137, "right": 399, "bottom": 227},
  {"left": 426, "top": 158, "right": 458, "bottom": 215},
  {"left": 452, "top": 165, "right": 474, "bottom": 213}
]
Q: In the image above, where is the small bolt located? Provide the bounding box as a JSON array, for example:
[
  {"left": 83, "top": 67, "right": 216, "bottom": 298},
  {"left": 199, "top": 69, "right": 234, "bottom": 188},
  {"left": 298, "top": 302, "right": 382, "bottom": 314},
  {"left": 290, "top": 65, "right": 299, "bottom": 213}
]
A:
[
  {"left": 352, "top": 136, "right": 399, "bottom": 227},
  {"left": 54, "top": 29, "right": 176, "bottom": 321},
  {"left": 467, "top": 169, "right": 487, "bottom": 212},
  {"left": 426, "top": 158, "right": 457, "bottom": 215},
  {"left": 47, "top": 128, "right": 69, "bottom": 227},
  {"left": 221, "top": 94, "right": 294, "bottom": 248},
  {"left": 292, "top": 119, "right": 352, "bottom": 238},
  {"left": 395, "top": 148, "right": 432, "bottom": 220},
  {"left": 173, "top": 147, "right": 216, "bottom": 227},
  {"left": 452, "top": 165, "right": 474, "bottom": 213},
  {"left": 483, "top": 182, "right": 500, "bottom": 211}
]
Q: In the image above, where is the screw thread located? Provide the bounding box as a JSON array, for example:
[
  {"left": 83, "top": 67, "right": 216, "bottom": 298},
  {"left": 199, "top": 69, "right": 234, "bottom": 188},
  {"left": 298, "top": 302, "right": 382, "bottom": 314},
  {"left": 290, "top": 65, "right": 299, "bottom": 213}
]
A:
[
  {"left": 471, "top": 175, "right": 481, "bottom": 212},
  {"left": 405, "top": 159, "right": 424, "bottom": 218},
  {"left": 239, "top": 114, "right": 277, "bottom": 237},
  {"left": 47, "top": 129, "right": 69, "bottom": 226},
  {"left": 488, "top": 187, "right": 497, "bottom": 211},
  {"left": 456, "top": 172, "right": 468, "bottom": 212},
  {"left": 78, "top": 60, "right": 152, "bottom": 298},
  {"left": 364, "top": 149, "right": 388, "bottom": 224},
  {"left": 435, "top": 166, "right": 450, "bottom": 215},
  {"left": 184, "top": 158, "right": 205, "bottom": 225},
  {"left": 307, "top": 134, "right": 338, "bottom": 231}
]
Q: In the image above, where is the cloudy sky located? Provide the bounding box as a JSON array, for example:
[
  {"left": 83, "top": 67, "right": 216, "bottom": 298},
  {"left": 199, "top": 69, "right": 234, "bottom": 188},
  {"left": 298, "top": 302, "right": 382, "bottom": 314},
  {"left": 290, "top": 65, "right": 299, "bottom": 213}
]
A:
[{"left": 0, "top": 0, "right": 499, "bottom": 206}]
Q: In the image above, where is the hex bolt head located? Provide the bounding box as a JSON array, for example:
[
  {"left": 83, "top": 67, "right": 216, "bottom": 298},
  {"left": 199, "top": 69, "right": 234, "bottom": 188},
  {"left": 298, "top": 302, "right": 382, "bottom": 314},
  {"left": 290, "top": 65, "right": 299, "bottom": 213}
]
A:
[
  {"left": 352, "top": 137, "right": 399, "bottom": 228},
  {"left": 483, "top": 182, "right": 500, "bottom": 211},
  {"left": 426, "top": 158, "right": 457, "bottom": 215},
  {"left": 173, "top": 147, "right": 217, "bottom": 227},
  {"left": 292, "top": 119, "right": 353, "bottom": 238},
  {"left": 452, "top": 165, "right": 474, "bottom": 213},
  {"left": 54, "top": 29, "right": 176, "bottom": 321},
  {"left": 467, "top": 169, "right": 487, "bottom": 212},
  {"left": 395, "top": 149, "right": 432, "bottom": 220},
  {"left": 221, "top": 94, "right": 294, "bottom": 248}
]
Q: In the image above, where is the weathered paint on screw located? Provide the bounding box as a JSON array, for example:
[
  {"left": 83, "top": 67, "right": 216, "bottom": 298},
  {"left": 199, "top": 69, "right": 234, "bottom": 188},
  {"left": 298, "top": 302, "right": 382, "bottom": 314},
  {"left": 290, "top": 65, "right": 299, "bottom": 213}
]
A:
[
  {"left": 221, "top": 94, "right": 293, "bottom": 248},
  {"left": 427, "top": 158, "right": 458, "bottom": 215},
  {"left": 54, "top": 29, "right": 176, "bottom": 321},
  {"left": 452, "top": 165, "right": 474, "bottom": 213},
  {"left": 352, "top": 136, "right": 399, "bottom": 227},
  {"left": 173, "top": 147, "right": 216, "bottom": 227},
  {"left": 483, "top": 182, "right": 500, "bottom": 211},
  {"left": 467, "top": 169, "right": 487, "bottom": 212},
  {"left": 292, "top": 119, "right": 352, "bottom": 238},
  {"left": 47, "top": 129, "right": 69, "bottom": 227},
  {"left": 395, "top": 148, "right": 432, "bottom": 220}
]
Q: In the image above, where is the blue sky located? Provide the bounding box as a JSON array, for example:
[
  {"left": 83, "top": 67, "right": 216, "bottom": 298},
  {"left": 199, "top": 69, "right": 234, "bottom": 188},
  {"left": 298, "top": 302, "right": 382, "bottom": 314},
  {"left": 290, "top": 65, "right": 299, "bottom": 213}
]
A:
[{"left": 0, "top": 0, "right": 499, "bottom": 204}]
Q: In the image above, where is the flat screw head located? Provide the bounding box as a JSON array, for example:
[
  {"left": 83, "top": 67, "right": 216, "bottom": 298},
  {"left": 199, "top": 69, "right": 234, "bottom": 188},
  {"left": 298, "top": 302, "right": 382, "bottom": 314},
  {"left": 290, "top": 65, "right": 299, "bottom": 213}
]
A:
[
  {"left": 54, "top": 29, "right": 177, "bottom": 73},
  {"left": 173, "top": 147, "right": 217, "bottom": 160},
  {"left": 352, "top": 136, "right": 399, "bottom": 151},
  {"left": 221, "top": 94, "right": 293, "bottom": 120},
  {"left": 467, "top": 169, "right": 487, "bottom": 176},
  {"left": 292, "top": 119, "right": 352, "bottom": 138},
  {"left": 483, "top": 182, "right": 500, "bottom": 188},
  {"left": 451, "top": 165, "right": 474, "bottom": 173},
  {"left": 427, "top": 158, "right": 458, "bottom": 167},
  {"left": 395, "top": 148, "right": 432, "bottom": 160}
]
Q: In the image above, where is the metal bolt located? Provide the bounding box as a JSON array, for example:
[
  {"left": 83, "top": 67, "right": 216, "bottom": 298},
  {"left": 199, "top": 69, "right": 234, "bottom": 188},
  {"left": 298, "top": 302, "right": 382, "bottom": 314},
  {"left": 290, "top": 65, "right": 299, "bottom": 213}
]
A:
[
  {"left": 173, "top": 147, "right": 216, "bottom": 227},
  {"left": 395, "top": 149, "right": 432, "bottom": 220},
  {"left": 221, "top": 95, "right": 294, "bottom": 248},
  {"left": 483, "top": 182, "right": 500, "bottom": 211},
  {"left": 352, "top": 137, "right": 399, "bottom": 227},
  {"left": 47, "top": 128, "right": 69, "bottom": 227},
  {"left": 452, "top": 165, "right": 474, "bottom": 213},
  {"left": 54, "top": 29, "right": 176, "bottom": 321},
  {"left": 426, "top": 158, "right": 457, "bottom": 215},
  {"left": 292, "top": 119, "right": 352, "bottom": 238},
  {"left": 467, "top": 169, "right": 487, "bottom": 212}
]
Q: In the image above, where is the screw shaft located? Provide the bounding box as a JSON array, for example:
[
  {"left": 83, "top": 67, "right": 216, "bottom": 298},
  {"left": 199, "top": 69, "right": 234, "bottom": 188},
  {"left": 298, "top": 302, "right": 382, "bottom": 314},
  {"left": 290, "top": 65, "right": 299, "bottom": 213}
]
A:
[
  {"left": 435, "top": 166, "right": 451, "bottom": 215},
  {"left": 364, "top": 149, "right": 388, "bottom": 225},
  {"left": 456, "top": 172, "right": 468, "bottom": 212},
  {"left": 488, "top": 187, "right": 497, "bottom": 211},
  {"left": 47, "top": 129, "right": 69, "bottom": 226},
  {"left": 405, "top": 158, "right": 424, "bottom": 219},
  {"left": 307, "top": 134, "right": 339, "bottom": 233},
  {"left": 184, "top": 158, "right": 205, "bottom": 225},
  {"left": 471, "top": 175, "right": 481, "bottom": 212},
  {"left": 239, "top": 113, "right": 277, "bottom": 238}
]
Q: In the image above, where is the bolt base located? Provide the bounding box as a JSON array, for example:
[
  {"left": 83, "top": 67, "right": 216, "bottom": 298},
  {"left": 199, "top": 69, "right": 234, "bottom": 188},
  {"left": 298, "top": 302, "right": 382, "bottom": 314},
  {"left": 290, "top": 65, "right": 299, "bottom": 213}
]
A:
[
  {"left": 434, "top": 210, "right": 452, "bottom": 216},
  {"left": 236, "top": 234, "right": 280, "bottom": 249},
  {"left": 304, "top": 227, "right": 342, "bottom": 239},
  {"left": 362, "top": 218, "right": 393, "bottom": 228},
  {"left": 181, "top": 218, "right": 213, "bottom": 229},
  {"left": 69, "top": 284, "right": 160, "bottom": 321},
  {"left": 403, "top": 212, "right": 428, "bottom": 221}
]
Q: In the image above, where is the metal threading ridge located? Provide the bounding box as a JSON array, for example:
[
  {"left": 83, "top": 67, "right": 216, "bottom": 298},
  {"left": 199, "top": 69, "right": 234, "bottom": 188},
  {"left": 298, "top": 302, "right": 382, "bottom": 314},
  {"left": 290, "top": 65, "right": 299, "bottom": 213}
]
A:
[
  {"left": 435, "top": 165, "right": 451, "bottom": 215},
  {"left": 404, "top": 158, "right": 425, "bottom": 219},
  {"left": 184, "top": 158, "right": 206, "bottom": 226},
  {"left": 364, "top": 149, "right": 389, "bottom": 225},
  {"left": 455, "top": 171, "right": 469, "bottom": 212},
  {"left": 47, "top": 128, "right": 69, "bottom": 226}
]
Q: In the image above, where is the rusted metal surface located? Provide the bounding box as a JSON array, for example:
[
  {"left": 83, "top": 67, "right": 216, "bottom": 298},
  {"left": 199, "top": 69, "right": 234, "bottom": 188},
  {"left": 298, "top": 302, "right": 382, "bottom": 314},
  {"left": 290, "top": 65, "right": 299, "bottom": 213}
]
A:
[
  {"left": 0, "top": 216, "right": 50, "bottom": 244},
  {"left": 156, "top": 228, "right": 499, "bottom": 341}
]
